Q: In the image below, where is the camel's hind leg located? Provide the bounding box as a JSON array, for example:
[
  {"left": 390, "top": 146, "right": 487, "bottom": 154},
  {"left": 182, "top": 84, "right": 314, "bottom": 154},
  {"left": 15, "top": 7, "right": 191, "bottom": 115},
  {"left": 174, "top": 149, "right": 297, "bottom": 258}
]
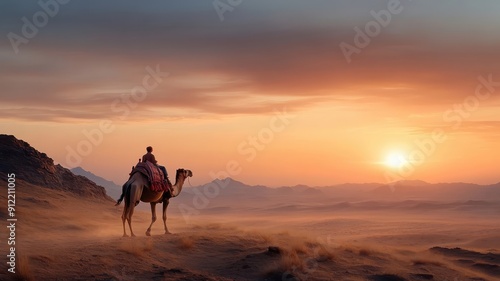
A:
[
  {"left": 146, "top": 203, "right": 157, "bottom": 236},
  {"left": 125, "top": 182, "right": 144, "bottom": 237},
  {"left": 126, "top": 204, "right": 136, "bottom": 237},
  {"left": 118, "top": 174, "right": 147, "bottom": 238},
  {"left": 121, "top": 206, "right": 128, "bottom": 237},
  {"left": 122, "top": 202, "right": 135, "bottom": 237},
  {"left": 121, "top": 182, "right": 131, "bottom": 237}
]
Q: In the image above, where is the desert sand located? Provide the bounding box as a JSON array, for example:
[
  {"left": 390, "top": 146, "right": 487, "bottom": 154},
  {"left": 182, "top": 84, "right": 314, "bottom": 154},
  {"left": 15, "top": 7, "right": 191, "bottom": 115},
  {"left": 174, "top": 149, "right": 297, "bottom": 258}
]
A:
[{"left": 1, "top": 177, "right": 499, "bottom": 281}]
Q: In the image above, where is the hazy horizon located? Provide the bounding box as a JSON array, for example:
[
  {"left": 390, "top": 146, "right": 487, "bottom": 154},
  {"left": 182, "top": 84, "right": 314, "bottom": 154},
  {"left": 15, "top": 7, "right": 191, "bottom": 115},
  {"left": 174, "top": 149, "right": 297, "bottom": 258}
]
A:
[{"left": 71, "top": 164, "right": 500, "bottom": 188}]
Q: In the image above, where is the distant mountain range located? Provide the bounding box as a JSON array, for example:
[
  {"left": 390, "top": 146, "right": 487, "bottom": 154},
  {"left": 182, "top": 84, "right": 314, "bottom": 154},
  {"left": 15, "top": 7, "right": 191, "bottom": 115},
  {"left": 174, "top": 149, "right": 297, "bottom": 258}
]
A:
[
  {"left": 172, "top": 177, "right": 500, "bottom": 212},
  {"left": 183, "top": 178, "right": 500, "bottom": 201},
  {"left": 71, "top": 167, "right": 122, "bottom": 200}
]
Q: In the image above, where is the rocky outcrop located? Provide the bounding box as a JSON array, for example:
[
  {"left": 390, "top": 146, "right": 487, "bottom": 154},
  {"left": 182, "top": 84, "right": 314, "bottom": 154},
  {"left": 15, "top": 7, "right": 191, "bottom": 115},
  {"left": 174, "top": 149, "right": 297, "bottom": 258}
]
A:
[{"left": 0, "top": 134, "right": 109, "bottom": 198}]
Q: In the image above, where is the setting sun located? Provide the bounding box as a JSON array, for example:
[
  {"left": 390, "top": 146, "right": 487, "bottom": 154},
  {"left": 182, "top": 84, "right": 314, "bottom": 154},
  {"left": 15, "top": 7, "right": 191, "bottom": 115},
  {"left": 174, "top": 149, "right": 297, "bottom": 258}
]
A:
[{"left": 385, "top": 152, "right": 408, "bottom": 169}]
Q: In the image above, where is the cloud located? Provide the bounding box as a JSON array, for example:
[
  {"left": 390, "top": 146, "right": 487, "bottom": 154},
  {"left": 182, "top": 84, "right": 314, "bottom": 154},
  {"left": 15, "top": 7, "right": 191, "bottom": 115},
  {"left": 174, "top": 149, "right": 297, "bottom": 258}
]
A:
[{"left": 1, "top": 1, "right": 500, "bottom": 122}]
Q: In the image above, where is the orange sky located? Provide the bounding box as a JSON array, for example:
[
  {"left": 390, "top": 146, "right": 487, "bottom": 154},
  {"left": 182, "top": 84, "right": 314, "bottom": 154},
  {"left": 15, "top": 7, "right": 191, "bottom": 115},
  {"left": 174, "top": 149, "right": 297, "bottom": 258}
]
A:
[{"left": 1, "top": 1, "right": 499, "bottom": 186}]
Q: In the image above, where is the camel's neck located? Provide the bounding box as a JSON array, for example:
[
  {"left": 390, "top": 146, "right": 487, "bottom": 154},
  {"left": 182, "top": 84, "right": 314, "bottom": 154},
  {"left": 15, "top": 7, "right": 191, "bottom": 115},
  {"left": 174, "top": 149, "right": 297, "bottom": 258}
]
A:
[{"left": 171, "top": 174, "right": 186, "bottom": 197}]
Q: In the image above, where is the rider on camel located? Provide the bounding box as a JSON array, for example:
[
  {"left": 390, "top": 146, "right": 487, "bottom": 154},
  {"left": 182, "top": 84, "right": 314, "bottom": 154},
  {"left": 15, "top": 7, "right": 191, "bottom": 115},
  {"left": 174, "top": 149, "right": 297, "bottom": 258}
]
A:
[{"left": 142, "top": 146, "right": 171, "bottom": 190}]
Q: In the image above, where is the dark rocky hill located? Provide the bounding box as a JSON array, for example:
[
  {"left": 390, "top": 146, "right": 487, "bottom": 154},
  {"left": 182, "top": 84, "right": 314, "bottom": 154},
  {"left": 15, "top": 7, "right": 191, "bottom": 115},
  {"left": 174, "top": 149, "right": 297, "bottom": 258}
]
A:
[{"left": 0, "top": 134, "right": 109, "bottom": 199}]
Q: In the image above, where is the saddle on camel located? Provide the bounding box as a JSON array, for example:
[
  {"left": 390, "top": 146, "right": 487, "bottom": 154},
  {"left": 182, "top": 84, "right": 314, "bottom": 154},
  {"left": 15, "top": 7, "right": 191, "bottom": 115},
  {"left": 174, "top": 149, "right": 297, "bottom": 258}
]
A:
[{"left": 129, "top": 160, "right": 173, "bottom": 193}]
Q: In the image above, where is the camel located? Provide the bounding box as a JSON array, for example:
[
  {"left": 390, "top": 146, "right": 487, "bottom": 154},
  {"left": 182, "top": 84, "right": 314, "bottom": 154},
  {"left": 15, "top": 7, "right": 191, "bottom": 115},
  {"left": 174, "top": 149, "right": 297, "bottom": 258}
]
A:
[{"left": 117, "top": 168, "right": 193, "bottom": 237}]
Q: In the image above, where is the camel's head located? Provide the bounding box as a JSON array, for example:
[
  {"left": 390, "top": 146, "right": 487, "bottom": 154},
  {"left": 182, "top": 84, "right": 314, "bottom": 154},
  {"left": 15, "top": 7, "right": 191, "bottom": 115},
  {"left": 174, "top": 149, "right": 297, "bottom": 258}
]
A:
[{"left": 176, "top": 168, "right": 193, "bottom": 180}]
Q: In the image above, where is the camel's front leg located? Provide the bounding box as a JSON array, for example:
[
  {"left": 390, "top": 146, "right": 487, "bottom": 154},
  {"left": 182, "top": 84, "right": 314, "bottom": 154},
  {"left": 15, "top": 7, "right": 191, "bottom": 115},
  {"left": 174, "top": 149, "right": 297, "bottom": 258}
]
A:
[
  {"left": 146, "top": 203, "right": 157, "bottom": 236},
  {"left": 162, "top": 200, "right": 171, "bottom": 234}
]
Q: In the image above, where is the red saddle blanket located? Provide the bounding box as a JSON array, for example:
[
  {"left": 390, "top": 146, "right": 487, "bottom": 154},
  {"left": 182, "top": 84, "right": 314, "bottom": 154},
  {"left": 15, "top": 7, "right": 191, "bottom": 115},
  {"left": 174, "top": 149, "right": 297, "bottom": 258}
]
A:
[{"left": 130, "top": 161, "right": 171, "bottom": 192}]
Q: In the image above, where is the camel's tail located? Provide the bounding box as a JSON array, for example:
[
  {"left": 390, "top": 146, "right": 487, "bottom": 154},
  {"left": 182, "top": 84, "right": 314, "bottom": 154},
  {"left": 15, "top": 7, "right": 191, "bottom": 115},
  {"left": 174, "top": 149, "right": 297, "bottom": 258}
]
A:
[{"left": 115, "top": 182, "right": 130, "bottom": 206}]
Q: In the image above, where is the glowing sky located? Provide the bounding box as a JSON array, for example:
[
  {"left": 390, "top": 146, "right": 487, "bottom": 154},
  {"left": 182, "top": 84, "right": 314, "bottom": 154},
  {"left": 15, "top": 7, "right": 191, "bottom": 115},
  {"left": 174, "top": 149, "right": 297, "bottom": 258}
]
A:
[{"left": 1, "top": 1, "right": 499, "bottom": 186}]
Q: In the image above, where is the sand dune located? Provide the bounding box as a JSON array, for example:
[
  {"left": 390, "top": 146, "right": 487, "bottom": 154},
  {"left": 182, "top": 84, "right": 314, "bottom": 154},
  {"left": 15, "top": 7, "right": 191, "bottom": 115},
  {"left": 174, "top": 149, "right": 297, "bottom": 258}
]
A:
[{"left": 1, "top": 178, "right": 499, "bottom": 281}]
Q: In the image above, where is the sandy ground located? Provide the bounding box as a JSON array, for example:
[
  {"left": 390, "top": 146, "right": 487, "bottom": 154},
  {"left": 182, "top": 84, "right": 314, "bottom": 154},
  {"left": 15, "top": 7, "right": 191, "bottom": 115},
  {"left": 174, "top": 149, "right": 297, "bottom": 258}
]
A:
[{"left": 1, "top": 180, "right": 499, "bottom": 281}]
